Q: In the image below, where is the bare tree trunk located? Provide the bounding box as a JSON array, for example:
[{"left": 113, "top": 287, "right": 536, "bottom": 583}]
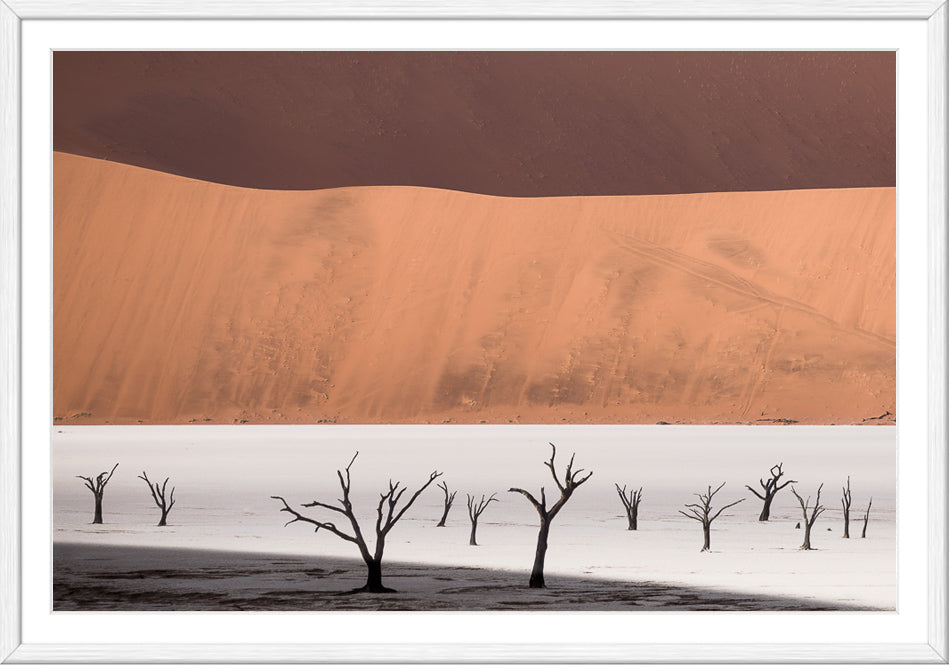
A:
[
  {"left": 435, "top": 481, "right": 456, "bottom": 527},
  {"left": 792, "top": 484, "right": 825, "bottom": 551},
  {"left": 139, "top": 471, "right": 176, "bottom": 527},
  {"left": 615, "top": 484, "right": 642, "bottom": 531},
  {"left": 746, "top": 463, "right": 795, "bottom": 522},
  {"left": 436, "top": 504, "right": 451, "bottom": 527},
  {"left": 79, "top": 463, "right": 118, "bottom": 525},
  {"left": 465, "top": 492, "right": 496, "bottom": 547},
  {"left": 510, "top": 444, "right": 592, "bottom": 589},
  {"left": 273, "top": 452, "right": 441, "bottom": 594},
  {"left": 841, "top": 477, "right": 852, "bottom": 539},
  {"left": 801, "top": 522, "right": 813, "bottom": 550},
  {"left": 360, "top": 558, "right": 394, "bottom": 593},
  {"left": 529, "top": 520, "right": 550, "bottom": 588},
  {"left": 680, "top": 483, "right": 744, "bottom": 553},
  {"left": 862, "top": 497, "right": 872, "bottom": 538}
]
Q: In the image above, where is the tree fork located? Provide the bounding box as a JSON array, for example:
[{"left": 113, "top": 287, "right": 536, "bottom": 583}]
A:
[
  {"left": 509, "top": 443, "right": 592, "bottom": 589},
  {"left": 466, "top": 492, "right": 497, "bottom": 546},
  {"left": 791, "top": 484, "right": 826, "bottom": 551},
  {"left": 678, "top": 482, "right": 744, "bottom": 552},
  {"left": 436, "top": 481, "right": 456, "bottom": 527},
  {"left": 745, "top": 463, "right": 795, "bottom": 522},
  {"left": 841, "top": 476, "right": 852, "bottom": 538},
  {"left": 77, "top": 463, "right": 118, "bottom": 525},
  {"left": 615, "top": 484, "right": 643, "bottom": 531},
  {"left": 138, "top": 471, "right": 176, "bottom": 527},
  {"left": 273, "top": 451, "right": 441, "bottom": 593}
]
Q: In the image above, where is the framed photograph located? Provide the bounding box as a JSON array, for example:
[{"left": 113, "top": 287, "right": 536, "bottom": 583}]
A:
[{"left": 1, "top": 2, "right": 946, "bottom": 663}]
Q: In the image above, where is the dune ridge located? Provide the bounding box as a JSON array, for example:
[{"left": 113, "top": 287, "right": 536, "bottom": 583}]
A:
[
  {"left": 53, "top": 152, "right": 895, "bottom": 425},
  {"left": 54, "top": 51, "right": 895, "bottom": 196}
]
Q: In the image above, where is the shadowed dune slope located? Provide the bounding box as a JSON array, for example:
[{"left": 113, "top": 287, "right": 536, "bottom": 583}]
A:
[
  {"left": 54, "top": 51, "right": 894, "bottom": 196},
  {"left": 54, "top": 152, "right": 895, "bottom": 425}
]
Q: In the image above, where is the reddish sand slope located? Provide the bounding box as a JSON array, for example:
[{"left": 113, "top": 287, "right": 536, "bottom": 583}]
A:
[{"left": 53, "top": 152, "right": 895, "bottom": 425}]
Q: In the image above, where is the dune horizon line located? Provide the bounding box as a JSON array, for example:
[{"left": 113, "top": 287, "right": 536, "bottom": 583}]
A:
[
  {"left": 54, "top": 150, "right": 895, "bottom": 200},
  {"left": 53, "top": 151, "right": 898, "bottom": 201}
]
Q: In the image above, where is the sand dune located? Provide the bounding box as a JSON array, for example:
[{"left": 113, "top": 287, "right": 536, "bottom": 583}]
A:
[{"left": 53, "top": 152, "right": 895, "bottom": 425}]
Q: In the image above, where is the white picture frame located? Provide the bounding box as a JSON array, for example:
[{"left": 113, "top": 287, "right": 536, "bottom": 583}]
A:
[{"left": 1, "top": 2, "right": 946, "bottom": 662}]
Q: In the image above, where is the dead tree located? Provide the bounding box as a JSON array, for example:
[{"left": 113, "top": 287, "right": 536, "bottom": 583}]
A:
[
  {"left": 138, "top": 471, "right": 176, "bottom": 526},
  {"left": 466, "top": 493, "right": 497, "bottom": 545},
  {"left": 841, "top": 476, "right": 852, "bottom": 538},
  {"left": 791, "top": 484, "right": 826, "bottom": 550},
  {"left": 435, "top": 481, "right": 457, "bottom": 527},
  {"left": 76, "top": 463, "right": 118, "bottom": 524},
  {"left": 615, "top": 484, "right": 643, "bottom": 530},
  {"left": 745, "top": 463, "right": 795, "bottom": 521},
  {"left": 678, "top": 483, "right": 744, "bottom": 552},
  {"left": 509, "top": 443, "right": 592, "bottom": 588},
  {"left": 862, "top": 497, "right": 872, "bottom": 538},
  {"left": 272, "top": 452, "right": 441, "bottom": 593}
]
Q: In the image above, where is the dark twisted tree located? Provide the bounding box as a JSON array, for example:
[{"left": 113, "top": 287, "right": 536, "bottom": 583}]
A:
[
  {"left": 614, "top": 484, "right": 643, "bottom": 530},
  {"left": 509, "top": 443, "right": 592, "bottom": 589},
  {"left": 138, "top": 471, "right": 176, "bottom": 526},
  {"left": 861, "top": 497, "right": 872, "bottom": 538},
  {"left": 76, "top": 463, "right": 118, "bottom": 524},
  {"left": 745, "top": 463, "right": 795, "bottom": 521},
  {"left": 466, "top": 493, "right": 498, "bottom": 546},
  {"left": 841, "top": 476, "right": 852, "bottom": 538},
  {"left": 791, "top": 484, "right": 826, "bottom": 550},
  {"left": 435, "top": 481, "right": 457, "bottom": 527},
  {"left": 678, "top": 483, "right": 745, "bottom": 552},
  {"left": 272, "top": 452, "right": 441, "bottom": 593}
]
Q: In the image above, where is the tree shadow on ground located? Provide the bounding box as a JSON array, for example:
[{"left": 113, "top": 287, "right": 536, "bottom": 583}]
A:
[{"left": 54, "top": 542, "right": 880, "bottom": 611}]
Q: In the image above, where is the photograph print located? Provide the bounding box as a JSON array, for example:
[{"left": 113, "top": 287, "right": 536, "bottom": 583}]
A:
[{"left": 52, "top": 51, "right": 896, "bottom": 611}]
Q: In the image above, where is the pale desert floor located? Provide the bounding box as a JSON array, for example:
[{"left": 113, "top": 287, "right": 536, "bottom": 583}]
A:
[{"left": 53, "top": 426, "right": 896, "bottom": 611}]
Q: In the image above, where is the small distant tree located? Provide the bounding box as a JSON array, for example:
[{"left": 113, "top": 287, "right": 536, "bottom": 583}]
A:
[
  {"left": 76, "top": 463, "right": 118, "bottom": 524},
  {"left": 466, "top": 493, "right": 497, "bottom": 546},
  {"left": 615, "top": 484, "right": 643, "bottom": 530},
  {"left": 435, "top": 481, "right": 457, "bottom": 527},
  {"left": 745, "top": 463, "right": 795, "bottom": 521},
  {"left": 678, "top": 483, "right": 744, "bottom": 552},
  {"left": 861, "top": 497, "right": 872, "bottom": 538},
  {"left": 841, "top": 476, "right": 852, "bottom": 538},
  {"left": 138, "top": 471, "right": 176, "bottom": 526},
  {"left": 509, "top": 443, "right": 592, "bottom": 588},
  {"left": 272, "top": 452, "right": 441, "bottom": 593},
  {"left": 791, "top": 484, "right": 826, "bottom": 550}
]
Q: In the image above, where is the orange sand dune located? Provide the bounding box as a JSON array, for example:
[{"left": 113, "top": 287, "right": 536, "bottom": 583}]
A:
[{"left": 53, "top": 152, "right": 895, "bottom": 425}]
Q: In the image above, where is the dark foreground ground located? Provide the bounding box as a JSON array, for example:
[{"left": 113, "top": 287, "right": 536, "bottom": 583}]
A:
[{"left": 54, "top": 543, "right": 872, "bottom": 611}]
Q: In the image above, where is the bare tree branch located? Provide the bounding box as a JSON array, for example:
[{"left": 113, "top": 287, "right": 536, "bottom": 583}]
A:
[
  {"left": 791, "top": 483, "right": 826, "bottom": 550},
  {"left": 271, "top": 495, "right": 359, "bottom": 543},
  {"left": 746, "top": 462, "right": 795, "bottom": 521},
  {"left": 680, "top": 482, "right": 743, "bottom": 551},
  {"left": 508, "top": 487, "right": 544, "bottom": 514},
  {"left": 509, "top": 443, "right": 593, "bottom": 588}
]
